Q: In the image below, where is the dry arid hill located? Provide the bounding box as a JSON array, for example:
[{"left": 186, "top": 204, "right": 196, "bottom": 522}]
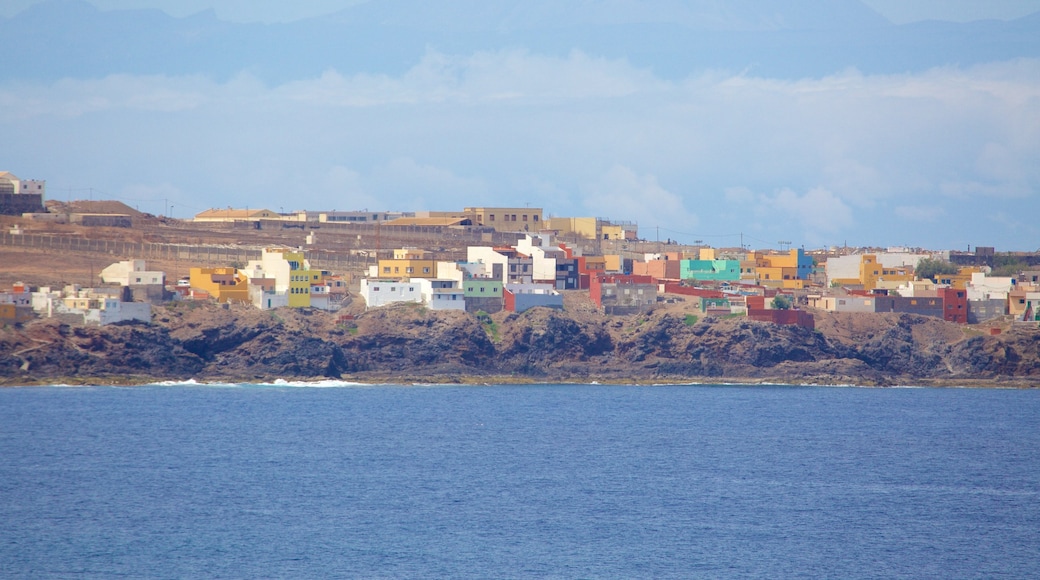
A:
[{"left": 2, "top": 299, "right": 1038, "bottom": 388}]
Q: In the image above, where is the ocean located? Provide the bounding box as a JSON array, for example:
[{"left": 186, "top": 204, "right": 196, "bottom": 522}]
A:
[{"left": 2, "top": 382, "right": 1038, "bottom": 578}]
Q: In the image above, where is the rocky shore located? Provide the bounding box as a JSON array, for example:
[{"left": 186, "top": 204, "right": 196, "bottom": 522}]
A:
[{"left": 3, "top": 299, "right": 1039, "bottom": 388}]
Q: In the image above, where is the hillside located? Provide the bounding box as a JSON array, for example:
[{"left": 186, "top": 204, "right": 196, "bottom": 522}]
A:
[{"left": 2, "top": 300, "right": 1037, "bottom": 387}]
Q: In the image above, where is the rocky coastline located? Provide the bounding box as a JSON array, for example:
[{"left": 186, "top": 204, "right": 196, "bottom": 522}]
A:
[{"left": 3, "top": 300, "right": 1039, "bottom": 388}]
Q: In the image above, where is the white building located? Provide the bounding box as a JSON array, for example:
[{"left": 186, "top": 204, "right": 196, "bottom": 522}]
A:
[
  {"left": 505, "top": 283, "right": 563, "bottom": 313},
  {"left": 100, "top": 260, "right": 165, "bottom": 286},
  {"left": 967, "top": 272, "right": 1015, "bottom": 302},
  {"left": 825, "top": 252, "right": 930, "bottom": 285},
  {"left": 417, "top": 279, "right": 466, "bottom": 311},
  {"left": 515, "top": 234, "right": 567, "bottom": 287},
  {"left": 467, "top": 246, "right": 534, "bottom": 284},
  {"left": 0, "top": 172, "right": 44, "bottom": 195},
  {"left": 360, "top": 279, "right": 423, "bottom": 308}
]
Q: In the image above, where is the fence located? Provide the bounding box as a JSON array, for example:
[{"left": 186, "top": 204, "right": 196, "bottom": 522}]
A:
[{"left": 0, "top": 232, "right": 375, "bottom": 273}]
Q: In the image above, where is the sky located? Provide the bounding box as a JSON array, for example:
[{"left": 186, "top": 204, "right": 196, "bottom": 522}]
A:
[
  {"left": 2, "top": 1, "right": 1039, "bottom": 251},
  {"left": 4, "top": 0, "right": 1040, "bottom": 24}
]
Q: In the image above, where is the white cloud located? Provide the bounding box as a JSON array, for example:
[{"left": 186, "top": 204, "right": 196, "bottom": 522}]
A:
[
  {"left": 1, "top": 54, "right": 1038, "bottom": 248},
  {"left": 894, "top": 205, "right": 945, "bottom": 222},
  {"left": 581, "top": 165, "right": 698, "bottom": 235}
]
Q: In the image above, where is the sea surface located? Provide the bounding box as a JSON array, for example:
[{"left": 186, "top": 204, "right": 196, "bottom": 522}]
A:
[{"left": 2, "top": 382, "right": 1038, "bottom": 578}]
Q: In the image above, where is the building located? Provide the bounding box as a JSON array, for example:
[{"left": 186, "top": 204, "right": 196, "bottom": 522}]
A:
[
  {"left": 193, "top": 208, "right": 279, "bottom": 223},
  {"left": 545, "top": 217, "right": 638, "bottom": 240},
  {"left": 462, "top": 279, "right": 504, "bottom": 314},
  {"left": 465, "top": 207, "right": 543, "bottom": 232},
  {"left": 371, "top": 248, "right": 437, "bottom": 280},
  {"left": 189, "top": 267, "right": 250, "bottom": 304},
  {"left": 504, "top": 283, "right": 564, "bottom": 313},
  {"left": 417, "top": 279, "right": 466, "bottom": 311},
  {"left": 467, "top": 246, "right": 534, "bottom": 284},
  {"left": 591, "top": 275, "right": 657, "bottom": 315},
  {"left": 746, "top": 249, "right": 815, "bottom": 287},
  {"left": 359, "top": 279, "right": 422, "bottom": 308},
  {"left": 680, "top": 259, "right": 741, "bottom": 282},
  {"left": 100, "top": 260, "right": 165, "bottom": 287},
  {"left": 0, "top": 171, "right": 46, "bottom": 215},
  {"left": 829, "top": 254, "right": 916, "bottom": 291},
  {"left": 241, "top": 248, "right": 323, "bottom": 308}
]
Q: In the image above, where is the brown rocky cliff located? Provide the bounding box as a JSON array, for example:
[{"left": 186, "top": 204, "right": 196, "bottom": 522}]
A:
[{"left": 2, "top": 302, "right": 1038, "bottom": 386}]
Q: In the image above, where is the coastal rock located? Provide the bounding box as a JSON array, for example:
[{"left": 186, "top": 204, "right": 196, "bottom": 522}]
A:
[{"left": 2, "top": 301, "right": 1039, "bottom": 387}]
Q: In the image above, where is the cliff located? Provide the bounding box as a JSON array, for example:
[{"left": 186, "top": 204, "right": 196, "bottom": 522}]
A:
[{"left": 2, "top": 301, "right": 1039, "bottom": 387}]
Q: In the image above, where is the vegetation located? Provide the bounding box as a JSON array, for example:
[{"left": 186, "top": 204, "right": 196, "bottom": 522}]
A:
[
  {"left": 991, "top": 255, "right": 1027, "bottom": 278},
  {"left": 684, "top": 314, "right": 698, "bottom": 326},
  {"left": 915, "top": 258, "right": 959, "bottom": 281},
  {"left": 476, "top": 310, "right": 500, "bottom": 342},
  {"left": 771, "top": 295, "right": 792, "bottom": 310}
]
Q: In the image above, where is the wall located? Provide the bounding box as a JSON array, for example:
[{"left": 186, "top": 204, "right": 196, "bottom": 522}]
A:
[
  {"left": 747, "top": 309, "right": 815, "bottom": 329},
  {"left": 0, "top": 193, "right": 44, "bottom": 215}
]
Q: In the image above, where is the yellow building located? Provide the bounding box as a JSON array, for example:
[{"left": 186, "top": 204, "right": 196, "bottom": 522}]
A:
[
  {"left": 189, "top": 267, "right": 250, "bottom": 303},
  {"left": 193, "top": 208, "right": 279, "bottom": 223},
  {"left": 376, "top": 248, "right": 437, "bottom": 279},
  {"left": 935, "top": 267, "right": 982, "bottom": 290},
  {"left": 831, "top": 254, "right": 915, "bottom": 291},
  {"left": 546, "top": 217, "right": 597, "bottom": 238},
  {"left": 546, "top": 217, "right": 636, "bottom": 240},
  {"left": 465, "top": 207, "right": 544, "bottom": 231}
]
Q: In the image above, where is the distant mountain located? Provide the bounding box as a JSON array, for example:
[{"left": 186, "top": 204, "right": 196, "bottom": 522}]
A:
[{"left": 2, "top": 0, "right": 1038, "bottom": 82}]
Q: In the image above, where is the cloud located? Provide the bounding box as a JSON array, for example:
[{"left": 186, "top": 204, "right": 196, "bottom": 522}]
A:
[
  {"left": 894, "top": 205, "right": 945, "bottom": 222},
  {"left": 581, "top": 165, "right": 698, "bottom": 237},
  {"left": 1, "top": 53, "right": 1038, "bottom": 248}
]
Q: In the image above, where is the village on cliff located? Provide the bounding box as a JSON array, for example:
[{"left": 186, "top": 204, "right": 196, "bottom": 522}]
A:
[{"left": 2, "top": 170, "right": 1040, "bottom": 331}]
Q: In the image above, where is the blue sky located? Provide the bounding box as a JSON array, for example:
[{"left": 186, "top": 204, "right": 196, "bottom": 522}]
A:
[
  {"left": 4, "top": 0, "right": 1040, "bottom": 23},
  {"left": 2, "top": 1, "right": 1039, "bottom": 251}
]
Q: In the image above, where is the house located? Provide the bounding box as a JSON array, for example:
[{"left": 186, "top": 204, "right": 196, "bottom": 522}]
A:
[
  {"left": 633, "top": 255, "right": 682, "bottom": 281},
  {"left": 0, "top": 171, "right": 46, "bottom": 215},
  {"left": 417, "top": 279, "right": 466, "bottom": 311},
  {"left": 828, "top": 254, "right": 916, "bottom": 291},
  {"left": 33, "top": 285, "right": 151, "bottom": 325},
  {"left": 359, "top": 279, "right": 422, "bottom": 308},
  {"left": 463, "top": 279, "right": 505, "bottom": 314},
  {"left": 680, "top": 259, "right": 741, "bottom": 282},
  {"left": 591, "top": 275, "right": 657, "bottom": 315},
  {"left": 99, "top": 259, "right": 169, "bottom": 303},
  {"left": 371, "top": 248, "right": 437, "bottom": 280},
  {"left": 464, "top": 207, "right": 543, "bottom": 232},
  {"left": 0, "top": 283, "right": 35, "bottom": 324},
  {"left": 544, "top": 217, "right": 638, "bottom": 240},
  {"left": 504, "top": 283, "right": 563, "bottom": 313},
  {"left": 515, "top": 234, "right": 579, "bottom": 289},
  {"left": 1020, "top": 292, "right": 1040, "bottom": 323},
  {"left": 467, "top": 246, "right": 534, "bottom": 284},
  {"left": 189, "top": 267, "right": 250, "bottom": 304},
  {"left": 746, "top": 249, "right": 815, "bottom": 288},
  {"left": 241, "top": 248, "right": 323, "bottom": 308}
]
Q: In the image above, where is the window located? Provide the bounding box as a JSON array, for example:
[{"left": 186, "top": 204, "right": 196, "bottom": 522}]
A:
[
  {"left": 490, "top": 214, "right": 495, "bottom": 221},
  {"left": 383, "top": 267, "right": 391, "bottom": 274},
  {"left": 512, "top": 214, "right": 517, "bottom": 221},
  {"left": 523, "top": 215, "right": 528, "bottom": 222},
  {"left": 533, "top": 215, "right": 539, "bottom": 222},
  {"left": 423, "top": 267, "right": 430, "bottom": 274}
]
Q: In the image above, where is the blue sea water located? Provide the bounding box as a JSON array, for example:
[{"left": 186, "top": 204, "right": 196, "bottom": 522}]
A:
[{"left": 2, "top": 383, "right": 1039, "bottom": 579}]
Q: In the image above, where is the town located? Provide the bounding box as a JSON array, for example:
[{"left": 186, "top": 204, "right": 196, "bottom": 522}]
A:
[{"left": 2, "top": 170, "right": 1040, "bottom": 331}]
